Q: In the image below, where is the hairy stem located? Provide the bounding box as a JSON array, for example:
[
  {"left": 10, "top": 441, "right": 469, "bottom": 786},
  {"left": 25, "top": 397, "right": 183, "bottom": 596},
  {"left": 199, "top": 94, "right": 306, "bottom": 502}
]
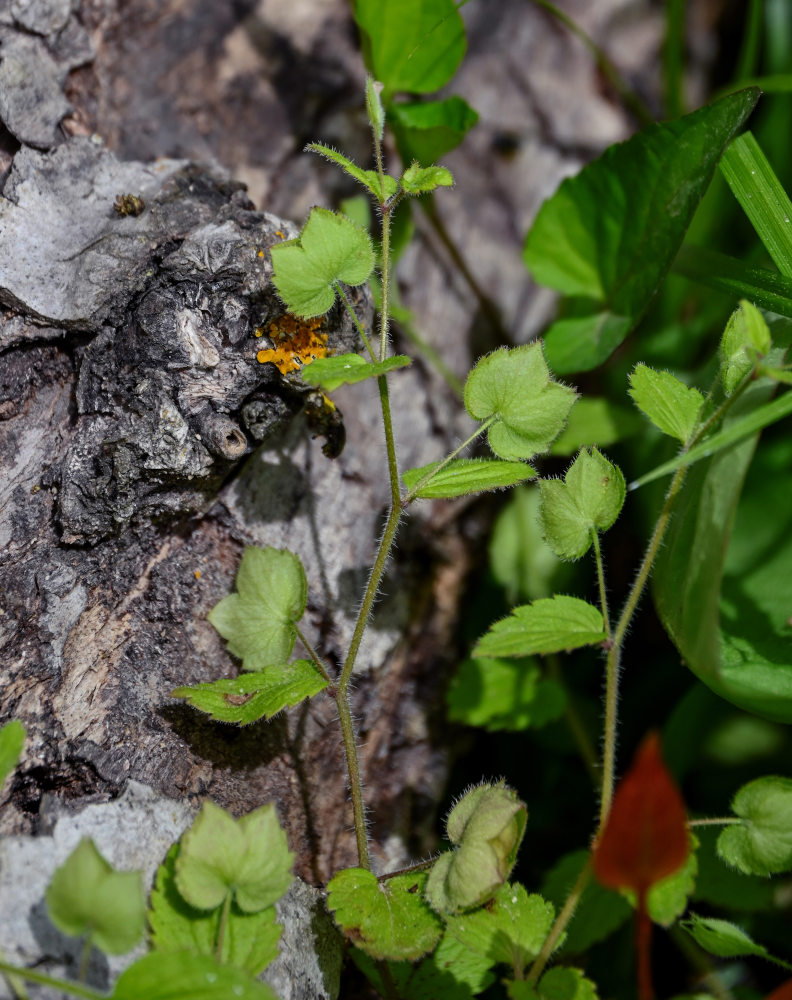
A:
[
  {"left": 336, "top": 283, "right": 376, "bottom": 361},
  {"left": 0, "top": 963, "right": 105, "bottom": 1000},
  {"left": 526, "top": 859, "right": 592, "bottom": 984},
  {"left": 591, "top": 532, "right": 612, "bottom": 640},
  {"left": 404, "top": 416, "right": 496, "bottom": 503},
  {"left": 296, "top": 625, "right": 334, "bottom": 685},
  {"left": 216, "top": 892, "right": 232, "bottom": 963}
]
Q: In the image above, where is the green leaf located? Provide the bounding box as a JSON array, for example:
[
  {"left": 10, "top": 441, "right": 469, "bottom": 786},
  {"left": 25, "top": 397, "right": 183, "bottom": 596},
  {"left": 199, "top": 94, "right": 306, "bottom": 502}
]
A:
[
  {"left": 509, "top": 967, "right": 600, "bottom": 1000},
  {"left": 390, "top": 96, "right": 478, "bottom": 164},
  {"left": 112, "top": 951, "right": 277, "bottom": 1000},
  {"left": 682, "top": 914, "right": 770, "bottom": 960},
  {"left": 326, "top": 868, "right": 442, "bottom": 961},
  {"left": 172, "top": 662, "right": 327, "bottom": 725},
  {"left": 365, "top": 77, "right": 385, "bottom": 142},
  {"left": 425, "top": 783, "right": 527, "bottom": 914},
  {"left": 208, "top": 546, "right": 307, "bottom": 672},
  {"left": 400, "top": 162, "right": 454, "bottom": 194},
  {"left": 403, "top": 458, "right": 535, "bottom": 499},
  {"left": 45, "top": 838, "right": 145, "bottom": 955},
  {"left": 299, "top": 353, "right": 410, "bottom": 391},
  {"left": 148, "top": 846, "right": 281, "bottom": 976},
  {"left": 628, "top": 364, "right": 704, "bottom": 442},
  {"left": 270, "top": 207, "right": 374, "bottom": 318},
  {"left": 305, "top": 144, "right": 398, "bottom": 201},
  {"left": 0, "top": 719, "right": 25, "bottom": 790},
  {"left": 464, "top": 344, "right": 578, "bottom": 460},
  {"left": 720, "top": 300, "right": 772, "bottom": 395},
  {"left": 673, "top": 244, "right": 792, "bottom": 319},
  {"left": 542, "top": 851, "right": 631, "bottom": 956},
  {"left": 624, "top": 834, "right": 699, "bottom": 927},
  {"left": 717, "top": 776, "right": 792, "bottom": 876},
  {"left": 447, "top": 657, "right": 566, "bottom": 731},
  {"left": 353, "top": 0, "right": 466, "bottom": 96},
  {"left": 654, "top": 409, "right": 792, "bottom": 722},
  {"left": 524, "top": 89, "right": 759, "bottom": 373},
  {"left": 175, "top": 802, "right": 294, "bottom": 913},
  {"left": 538, "top": 448, "right": 626, "bottom": 560},
  {"left": 445, "top": 883, "right": 554, "bottom": 978},
  {"left": 691, "top": 827, "right": 775, "bottom": 912},
  {"left": 550, "top": 397, "right": 643, "bottom": 455},
  {"left": 473, "top": 596, "right": 606, "bottom": 659}
]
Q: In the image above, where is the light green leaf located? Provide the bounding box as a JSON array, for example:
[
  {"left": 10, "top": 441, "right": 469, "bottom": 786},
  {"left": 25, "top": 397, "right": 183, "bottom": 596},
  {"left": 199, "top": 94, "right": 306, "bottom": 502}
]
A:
[
  {"left": 299, "top": 353, "right": 410, "bottom": 391},
  {"left": 365, "top": 77, "right": 385, "bottom": 143},
  {"left": 270, "top": 207, "right": 374, "bottom": 318},
  {"left": 45, "top": 838, "right": 145, "bottom": 955},
  {"left": 112, "top": 951, "right": 277, "bottom": 1000},
  {"left": 327, "top": 868, "right": 442, "bottom": 961},
  {"left": 208, "top": 546, "right": 307, "bottom": 672},
  {"left": 353, "top": 0, "right": 466, "bottom": 96},
  {"left": 445, "top": 883, "right": 554, "bottom": 978},
  {"left": 628, "top": 364, "right": 704, "bottom": 442},
  {"left": 447, "top": 658, "right": 566, "bottom": 732},
  {"left": 172, "top": 663, "right": 327, "bottom": 725},
  {"left": 403, "top": 458, "right": 535, "bottom": 499},
  {"left": 524, "top": 89, "right": 759, "bottom": 373},
  {"left": 305, "top": 144, "right": 397, "bottom": 201},
  {"left": 400, "top": 162, "right": 454, "bottom": 193},
  {"left": 0, "top": 719, "right": 25, "bottom": 790},
  {"left": 538, "top": 448, "right": 626, "bottom": 559},
  {"left": 390, "top": 96, "right": 478, "bottom": 164},
  {"left": 682, "top": 914, "right": 769, "bottom": 959},
  {"left": 425, "top": 783, "right": 527, "bottom": 914},
  {"left": 473, "top": 596, "right": 606, "bottom": 659},
  {"left": 717, "top": 776, "right": 792, "bottom": 876},
  {"left": 692, "top": 826, "right": 775, "bottom": 912},
  {"left": 509, "top": 967, "right": 600, "bottom": 1000},
  {"left": 464, "top": 344, "right": 578, "bottom": 460},
  {"left": 175, "top": 802, "right": 294, "bottom": 914},
  {"left": 550, "top": 397, "right": 643, "bottom": 455},
  {"left": 720, "top": 300, "right": 772, "bottom": 395},
  {"left": 148, "top": 846, "right": 281, "bottom": 976},
  {"left": 624, "top": 834, "right": 699, "bottom": 927}
]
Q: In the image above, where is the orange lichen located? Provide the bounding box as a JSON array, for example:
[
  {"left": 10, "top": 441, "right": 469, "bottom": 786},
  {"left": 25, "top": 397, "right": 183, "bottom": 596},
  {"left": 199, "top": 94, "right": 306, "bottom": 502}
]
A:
[
  {"left": 194, "top": 569, "right": 201, "bottom": 579},
  {"left": 257, "top": 249, "right": 265, "bottom": 258},
  {"left": 256, "top": 315, "right": 328, "bottom": 375},
  {"left": 275, "top": 230, "right": 285, "bottom": 239}
]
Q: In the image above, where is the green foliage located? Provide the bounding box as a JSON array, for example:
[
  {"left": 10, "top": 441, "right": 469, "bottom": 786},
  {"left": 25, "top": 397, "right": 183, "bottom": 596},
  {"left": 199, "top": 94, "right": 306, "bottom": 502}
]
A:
[
  {"left": 175, "top": 802, "right": 293, "bottom": 913},
  {"left": 327, "top": 868, "right": 442, "bottom": 960},
  {"left": 305, "top": 143, "right": 398, "bottom": 201},
  {"left": 623, "top": 834, "right": 699, "bottom": 927},
  {"left": 0, "top": 719, "right": 24, "bottom": 790},
  {"left": 300, "top": 353, "right": 411, "bottom": 391},
  {"left": 473, "top": 596, "right": 606, "bottom": 659},
  {"left": 716, "top": 776, "right": 792, "bottom": 875},
  {"left": 111, "top": 951, "right": 278, "bottom": 1000},
  {"left": 270, "top": 207, "right": 374, "bottom": 317},
  {"left": 400, "top": 162, "right": 454, "bottom": 194},
  {"left": 447, "top": 658, "right": 566, "bottom": 732},
  {"left": 524, "top": 89, "right": 759, "bottom": 373},
  {"left": 509, "top": 967, "right": 600, "bottom": 1000},
  {"left": 682, "top": 914, "right": 773, "bottom": 960},
  {"left": 628, "top": 364, "right": 704, "bottom": 442},
  {"left": 208, "top": 546, "right": 307, "bottom": 672},
  {"left": 550, "top": 398, "right": 642, "bottom": 455},
  {"left": 720, "top": 299, "right": 772, "bottom": 394},
  {"left": 390, "top": 97, "right": 479, "bottom": 164},
  {"left": 402, "top": 458, "right": 535, "bottom": 499},
  {"left": 538, "top": 448, "right": 625, "bottom": 560},
  {"left": 46, "top": 838, "right": 145, "bottom": 955}
]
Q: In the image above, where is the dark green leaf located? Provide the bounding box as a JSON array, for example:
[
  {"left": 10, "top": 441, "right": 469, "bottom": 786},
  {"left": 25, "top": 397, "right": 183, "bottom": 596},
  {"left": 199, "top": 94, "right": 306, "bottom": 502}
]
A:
[
  {"left": 447, "top": 657, "right": 566, "bottom": 731},
  {"left": 550, "top": 398, "right": 642, "bottom": 455},
  {"left": 673, "top": 244, "right": 792, "bottom": 319},
  {"left": 299, "top": 353, "right": 410, "bottom": 391},
  {"left": 112, "top": 952, "right": 277, "bottom": 1000},
  {"left": 509, "top": 967, "right": 600, "bottom": 1000},
  {"left": 390, "top": 96, "right": 478, "bottom": 163},
  {"left": 473, "top": 596, "right": 606, "bottom": 659},
  {"left": 524, "top": 89, "right": 759, "bottom": 373},
  {"left": 403, "top": 458, "right": 535, "bottom": 499}
]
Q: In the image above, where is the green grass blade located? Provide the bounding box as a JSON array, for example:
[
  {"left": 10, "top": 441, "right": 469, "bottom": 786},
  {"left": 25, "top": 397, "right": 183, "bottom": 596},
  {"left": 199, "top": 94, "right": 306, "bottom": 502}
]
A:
[{"left": 672, "top": 244, "right": 792, "bottom": 318}]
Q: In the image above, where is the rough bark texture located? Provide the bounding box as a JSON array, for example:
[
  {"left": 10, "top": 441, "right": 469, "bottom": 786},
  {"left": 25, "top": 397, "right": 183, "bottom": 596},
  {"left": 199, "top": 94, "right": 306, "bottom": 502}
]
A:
[{"left": 0, "top": 0, "right": 703, "bottom": 996}]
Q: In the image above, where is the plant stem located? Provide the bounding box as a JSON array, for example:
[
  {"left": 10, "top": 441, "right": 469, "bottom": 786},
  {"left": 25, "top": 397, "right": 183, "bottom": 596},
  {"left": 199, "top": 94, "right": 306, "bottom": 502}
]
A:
[
  {"left": 404, "top": 416, "right": 496, "bottom": 503},
  {"left": 336, "top": 685, "right": 371, "bottom": 870},
  {"left": 296, "top": 625, "right": 334, "bottom": 685},
  {"left": 0, "top": 962, "right": 105, "bottom": 1000},
  {"left": 526, "top": 858, "right": 592, "bottom": 984},
  {"left": 377, "top": 856, "right": 438, "bottom": 881},
  {"left": 77, "top": 937, "right": 92, "bottom": 983},
  {"left": 216, "top": 891, "right": 232, "bottom": 962},
  {"left": 336, "top": 283, "right": 376, "bottom": 361},
  {"left": 688, "top": 817, "right": 737, "bottom": 828},
  {"left": 591, "top": 532, "right": 612, "bottom": 640}
]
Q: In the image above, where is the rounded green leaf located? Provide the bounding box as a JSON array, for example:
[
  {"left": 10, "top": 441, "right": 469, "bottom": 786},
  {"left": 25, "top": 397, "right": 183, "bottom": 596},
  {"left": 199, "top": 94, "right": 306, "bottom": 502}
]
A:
[
  {"left": 464, "top": 344, "right": 577, "bottom": 460},
  {"left": 717, "top": 776, "right": 792, "bottom": 876},
  {"left": 271, "top": 207, "right": 374, "bottom": 318},
  {"left": 327, "top": 868, "right": 442, "bottom": 960},
  {"left": 473, "top": 596, "right": 606, "bottom": 659},
  {"left": 628, "top": 364, "right": 704, "bottom": 442},
  {"left": 46, "top": 838, "right": 145, "bottom": 955},
  {"left": 390, "top": 96, "right": 479, "bottom": 164},
  {"left": 112, "top": 951, "right": 278, "bottom": 1000}
]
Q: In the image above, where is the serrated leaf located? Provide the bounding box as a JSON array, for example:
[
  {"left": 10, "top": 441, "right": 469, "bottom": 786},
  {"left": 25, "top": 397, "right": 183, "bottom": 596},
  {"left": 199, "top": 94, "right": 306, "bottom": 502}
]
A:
[
  {"left": 445, "top": 883, "right": 554, "bottom": 978},
  {"left": 327, "top": 868, "right": 442, "bottom": 961},
  {"left": 403, "top": 458, "right": 535, "bottom": 499},
  {"left": 539, "top": 448, "right": 626, "bottom": 560},
  {"left": 400, "top": 162, "right": 454, "bottom": 193},
  {"left": 208, "top": 546, "right": 307, "bottom": 671},
  {"left": 390, "top": 96, "right": 479, "bottom": 164},
  {"left": 628, "top": 364, "right": 704, "bottom": 442},
  {"left": 717, "top": 776, "right": 792, "bottom": 876},
  {"left": 720, "top": 300, "right": 772, "bottom": 395},
  {"left": 299, "top": 353, "right": 410, "bottom": 391},
  {"left": 473, "top": 596, "right": 606, "bottom": 659},
  {"left": 305, "top": 144, "right": 398, "bottom": 201},
  {"left": 425, "top": 783, "right": 527, "bottom": 914},
  {"left": 682, "top": 914, "right": 769, "bottom": 959},
  {"left": 464, "top": 344, "right": 577, "bottom": 461},
  {"left": 172, "top": 662, "right": 327, "bottom": 725},
  {"left": 148, "top": 845, "right": 281, "bottom": 976},
  {"left": 270, "top": 207, "right": 374, "bottom": 318},
  {"left": 0, "top": 719, "right": 25, "bottom": 790},
  {"left": 175, "top": 802, "right": 294, "bottom": 913},
  {"left": 111, "top": 951, "right": 277, "bottom": 1000},
  {"left": 447, "top": 658, "right": 566, "bottom": 732},
  {"left": 46, "top": 838, "right": 145, "bottom": 955},
  {"left": 524, "top": 89, "right": 759, "bottom": 373},
  {"left": 509, "top": 967, "right": 600, "bottom": 1000}
]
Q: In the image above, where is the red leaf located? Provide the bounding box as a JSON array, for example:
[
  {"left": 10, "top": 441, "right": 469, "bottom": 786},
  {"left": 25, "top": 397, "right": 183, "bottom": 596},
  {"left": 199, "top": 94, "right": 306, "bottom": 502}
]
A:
[
  {"left": 593, "top": 731, "right": 689, "bottom": 894},
  {"left": 766, "top": 981, "right": 792, "bottom": 1000}
]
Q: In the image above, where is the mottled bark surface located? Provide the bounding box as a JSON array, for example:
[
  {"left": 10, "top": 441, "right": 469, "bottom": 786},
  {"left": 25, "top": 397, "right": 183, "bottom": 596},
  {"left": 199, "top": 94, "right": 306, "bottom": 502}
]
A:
[{"left": 0, "top": 0, "right": 691, "bottom": 995}]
